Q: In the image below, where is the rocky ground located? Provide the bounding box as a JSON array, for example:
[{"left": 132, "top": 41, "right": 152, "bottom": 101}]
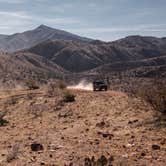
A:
[{"left": 0, "top": 88, "right": 165, "bottom": 166}]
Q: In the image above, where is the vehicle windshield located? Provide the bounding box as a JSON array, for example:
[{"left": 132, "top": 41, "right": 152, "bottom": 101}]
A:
[{"left": 94, "top": 81, "right": 105, "bottom": 85}]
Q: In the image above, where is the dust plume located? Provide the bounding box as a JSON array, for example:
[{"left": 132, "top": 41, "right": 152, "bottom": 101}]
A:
[{"left": 67, "top": 80, "right": 93, "bottom": 91}]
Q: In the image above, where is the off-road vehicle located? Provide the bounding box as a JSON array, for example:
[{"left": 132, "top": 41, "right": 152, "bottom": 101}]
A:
[{"left": 93, "top": 80, "right": 108, "bottom": 91}]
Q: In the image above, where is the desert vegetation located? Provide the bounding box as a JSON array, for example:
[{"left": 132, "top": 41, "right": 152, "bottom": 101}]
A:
[
  {"left": 63, "top": 90, "right": 76, "bottom": 102},
  {"left": 136, "top": 79, "right": 166, "bottom": 114},
  {"left": 0, "top": 112, "right": 8, "bottom": 126},
  {"left": 25, "top": 79, "right": 39, "bottom": 90}
]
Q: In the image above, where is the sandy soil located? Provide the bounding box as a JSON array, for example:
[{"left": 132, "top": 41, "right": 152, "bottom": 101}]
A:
[{"left": 0, "top": 88, "right": 165, "bottom": 166}]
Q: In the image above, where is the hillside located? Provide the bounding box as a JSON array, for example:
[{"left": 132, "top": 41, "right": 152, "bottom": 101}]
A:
[
  {"left": 0, "top": 88, "right": 165, "bottom": 165},
  {"left": 0, "top": 26, "right": 165, "bottom": 83},
  {"left": 0, "top": 35, "right": 7, "bottom": 40},
  {"left": 0, "top": 25, "right": 91, "bottom": 52},
  {"left": 0, "top": 52, "right": 65, "bottom": 87},
  {"left": 27, "top": 36, "right": 166, "bottom": 74},
  {"left": 88, "top": 55, "right": 166, "bottom": 77}
]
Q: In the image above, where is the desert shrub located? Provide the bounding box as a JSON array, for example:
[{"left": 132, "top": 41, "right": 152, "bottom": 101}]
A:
[
  {"left": 58, "top": 81, "right": 66, "bottom": 90},
  {"left": 25, "top": 79, "right": 39, "bottom": 90},
  {"left": 84, "top": 155, "right": 113, "bottom": 166},
  {"left": 63, "top": 91, "right": 75, "bottom": 102},
  {"left": 0, "top": 112, "right": 8, "bottom": 126},
  {"left": 136, "top": 80, "right": 166, "bottom": 113}
]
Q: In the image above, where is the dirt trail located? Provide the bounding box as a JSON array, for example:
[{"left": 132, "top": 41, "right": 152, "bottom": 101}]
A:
[{"left": 0, "top": 89, "right": 165, "bottom": 165}]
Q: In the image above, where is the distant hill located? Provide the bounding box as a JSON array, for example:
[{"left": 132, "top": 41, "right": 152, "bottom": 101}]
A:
[
  {"left": 87, "top": 55, "right": 166, "bottom": 77},
  {"left": 0, "top": 25, "right": 166, "bottom": 82},
  {"left": 0, "top": 52, "right": 65, "bottom": 84},
  {"left": 27, "top": 36, "right": 166, "bottom": 74},
  {"left": 0, "top": 25, "right": 92, "bottom": 52}
]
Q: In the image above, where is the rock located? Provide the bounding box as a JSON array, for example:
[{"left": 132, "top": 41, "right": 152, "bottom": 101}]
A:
[
  {"left": 131, "top": 135, "right": 135, "bottom": 139},
  {"left": 94, "top": 139, "right": 100, "bottom": 145},
  {"left": 96, "top": 121, "right": 106, "bottom": 128},
  {"left": 160, "top": 138, "right": 166, "bottom": 145},
  {"left": 31, "top": 143, "right": 44, "bottom": 151},
  {"left": 152, "top": 144, "right": 160, "bottom": 150},
  {"left": 141, "top": 152, "right": 146, "bottom": 157},
  {"left": 126, "top": 143, "right": 135, "bottom": 148},
  {"left": 86, "top": 128, "right": 89, "bottom": 132},
  {"left": 122, "top": 154, "right": 128, "bottom": 158},
  {"left": 97, "top": 131, "right": 114, "bottom": 139},
  {"left": 128, "top": 119, "right": 138, "bottom": 124}
]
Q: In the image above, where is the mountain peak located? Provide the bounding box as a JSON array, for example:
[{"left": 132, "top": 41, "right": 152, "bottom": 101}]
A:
[
  {"left": 36, "top": 24, "right": 53, "bottom": 30},
  {"left": 0, "top": 24, "right": 92, "bottom": 52}
]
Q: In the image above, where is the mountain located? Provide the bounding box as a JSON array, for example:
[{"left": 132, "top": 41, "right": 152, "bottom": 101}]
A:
[
  {"left": 27, "top": 36, "right": 166, "bottom": 73},
  {"left": 28, "top": 40, "right": 103, "bottom": 72},
  {"left": 0, "top": 34, "right": 7, "bottom": 40},
  {"left": 0, "top": 25, "right": 92, "bottom": 52},
  {"left": 0, "top": 25, "right": 166, "bottom": 83}
]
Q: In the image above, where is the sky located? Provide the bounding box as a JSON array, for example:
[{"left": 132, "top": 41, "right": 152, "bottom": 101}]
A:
[{"left": 0, "top": 0, "right": 166, "bottom": 41}]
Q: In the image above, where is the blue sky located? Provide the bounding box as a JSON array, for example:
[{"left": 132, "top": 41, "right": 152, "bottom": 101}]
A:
[{"left": 0, "top": 0, "right": 166, "bottom": 41}]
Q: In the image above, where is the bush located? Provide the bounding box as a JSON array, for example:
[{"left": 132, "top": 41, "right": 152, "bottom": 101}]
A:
[
  {"left": 136, "top": 80, "right": 166, "bottom": 113},
  {"left": 0, "top": 112, "right": 8, "bottom": 126},
  {"left": 25, "top": 79, "right": 39, "bottom": 90},
  {"left": 63, "top": 91, "right": 75, "bottom": 102}
]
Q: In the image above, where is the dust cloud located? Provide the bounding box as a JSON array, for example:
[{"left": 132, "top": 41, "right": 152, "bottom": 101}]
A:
[{"left": 67, "top": 80, "right": 93, "bottom": 91}]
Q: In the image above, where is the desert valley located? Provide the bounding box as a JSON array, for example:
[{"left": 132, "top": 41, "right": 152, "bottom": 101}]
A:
[{"left": 0, "top": 24, "right": 165, "bottom": 166}]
